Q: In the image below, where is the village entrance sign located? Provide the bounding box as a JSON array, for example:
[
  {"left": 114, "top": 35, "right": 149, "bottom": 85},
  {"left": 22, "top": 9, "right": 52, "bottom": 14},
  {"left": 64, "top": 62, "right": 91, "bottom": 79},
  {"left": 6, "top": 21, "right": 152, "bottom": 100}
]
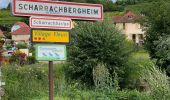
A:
[{"left": 12, "top": 0, "right": 103, "bottom": 20}]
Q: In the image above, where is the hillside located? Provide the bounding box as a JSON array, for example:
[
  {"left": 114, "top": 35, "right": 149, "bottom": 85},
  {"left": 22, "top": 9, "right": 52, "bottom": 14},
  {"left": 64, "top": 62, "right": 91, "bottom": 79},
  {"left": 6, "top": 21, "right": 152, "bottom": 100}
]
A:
[{"left": 0, "top": 9, "right": 23, "bottom": 25}]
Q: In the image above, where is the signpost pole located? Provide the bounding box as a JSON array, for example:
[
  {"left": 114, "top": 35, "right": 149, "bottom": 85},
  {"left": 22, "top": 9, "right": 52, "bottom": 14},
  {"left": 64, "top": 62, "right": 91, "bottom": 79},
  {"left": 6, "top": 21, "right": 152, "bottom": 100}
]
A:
[{"left": 49, "top": 61, "right": 54, "bottom": 100}]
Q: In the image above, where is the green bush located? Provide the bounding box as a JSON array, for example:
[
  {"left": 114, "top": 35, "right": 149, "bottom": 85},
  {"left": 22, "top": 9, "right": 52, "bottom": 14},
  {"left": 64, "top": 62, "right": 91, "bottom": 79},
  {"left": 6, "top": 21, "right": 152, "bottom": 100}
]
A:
[
  {"left": 66, "top": 21, "right": 133, "bottom": 85},
  {"left": 64, "top": 88, "right": 152, "bottom": 100},
  {"left": 124, "top": 51, "right": 151, "bottom": 89},
  {"left": 154, "top": 36, "right": 170, "bottom": 75},
  {"left": 16, "top": 42, "right": 27, "bottom": 49},
  {"left": 141, "top": 63, "right": 170, "bottom": 100},
  {"left": 27, "top": 56, "right": 36, "bottom": 64},
  {"left": 5, "top": 44, "right": 12, "bottom": 50},
  {"left": 143, "top": 1, "right": 170, "bottom": 74}
]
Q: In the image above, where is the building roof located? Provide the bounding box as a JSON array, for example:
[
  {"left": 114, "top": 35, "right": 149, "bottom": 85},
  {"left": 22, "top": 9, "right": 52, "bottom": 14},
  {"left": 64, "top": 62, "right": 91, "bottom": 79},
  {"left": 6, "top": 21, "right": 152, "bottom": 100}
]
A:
[
  {"left": 11, "top": 22, "right": 30, "bottom": 35},
  {"left": 113, "top": 11, "right": 140, "bottom": 23},
  {"left": 0, "top": 29, "right": 5, "bottom": 38}
]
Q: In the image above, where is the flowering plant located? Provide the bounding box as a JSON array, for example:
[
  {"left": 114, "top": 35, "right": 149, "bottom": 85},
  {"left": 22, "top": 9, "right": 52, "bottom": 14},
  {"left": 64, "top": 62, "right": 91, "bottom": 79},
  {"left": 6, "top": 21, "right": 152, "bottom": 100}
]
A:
[{"left": 10, "top": 50, "right": 27, "bottom": 65}]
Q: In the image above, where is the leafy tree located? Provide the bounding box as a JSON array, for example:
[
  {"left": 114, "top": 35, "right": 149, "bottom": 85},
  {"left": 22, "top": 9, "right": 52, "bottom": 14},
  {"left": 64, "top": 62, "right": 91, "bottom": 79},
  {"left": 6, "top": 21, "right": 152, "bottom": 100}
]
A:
[
  {"left": 66, "top": 21, "right": 133, "bottom": 85},
  {"left": 59, "top": 0, "right": 116, "bottom": 12},
  {"left": 143, "top": 1, "right": 170, "bottom": 73},
  {"left": 0, "top": 24, "right": 12, "bottom": 39}
]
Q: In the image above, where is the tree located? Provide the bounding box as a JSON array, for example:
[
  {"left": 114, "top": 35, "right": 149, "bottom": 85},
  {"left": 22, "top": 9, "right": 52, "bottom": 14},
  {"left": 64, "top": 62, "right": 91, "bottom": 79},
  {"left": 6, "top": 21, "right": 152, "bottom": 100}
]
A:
[
  {"left": 143, "top": 1, "right": 170, "bottom": 73},
  {"left": 66, "top": 21, "right": 133, "bottom": 85},
  {"left": 59, "top": 0, "right": 116, "bottom": 12}
]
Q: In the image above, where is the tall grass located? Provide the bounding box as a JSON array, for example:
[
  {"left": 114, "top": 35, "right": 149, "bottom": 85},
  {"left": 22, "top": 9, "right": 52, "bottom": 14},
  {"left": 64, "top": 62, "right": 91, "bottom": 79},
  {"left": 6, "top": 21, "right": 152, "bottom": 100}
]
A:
[
  {"left": 2, "top": 63, "right": 66, "bottom": 100},
  {"left": 2, "top": 63, "right": 48, "bottom": 100},
  {"left": 2, "top": 53, "right": 170, "bottom": 100},
  {"left": 124, "top": 51, "right": 151, "bottom": 89},
  {"left": 141, "top": 63, "right": 170, "bottom": 100}
]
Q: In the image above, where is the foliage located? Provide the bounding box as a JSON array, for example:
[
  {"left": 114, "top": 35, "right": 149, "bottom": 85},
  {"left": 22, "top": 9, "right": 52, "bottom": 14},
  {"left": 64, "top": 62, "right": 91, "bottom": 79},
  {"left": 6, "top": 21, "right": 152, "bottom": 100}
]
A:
[
  {"left": 27, "top": 56, "right": 36, "bottom": 64},
  {"left": 154, "top": 36, "right": 170, "bottom": 75},
  {"left": 2, "top": 61, "right": 168, "bottom": 100},
  {"left": 66, "top": 21, "right": 133, "bottom": 85},
  {"left": 5, "top": 43, "right": 12, "bottom": 50},
  {"left": 140, "top": 63, "right": 170, "bottom": 100},
  {"left": 93, "top": 63, "right": 119, "bottom": 90},
  {"left": 64, "top": 88, "right": 152, "bottom": 100},
  {"left": 0, "top": 9, "right": 23, "bottom": 24},
  {"left": 2, "top": 63, "right": 48, "bottom": 100},
  {"left": 16, "top": 42, "right": 27, "bottom": 49},
  {"left": 59, "top": 0, "right": 117, "bottom": 12},
  {"left": 143, "top": 1, "right": 170, "bottom": 74},
  {"left": 116, "top": 0, "right": 169, "bottom": 5},
  {"left": 116, "top": 0, "right": 139, "bottom": 5},
  {"left": 124, "top": 50, "right": 151, "bottom": 90}
]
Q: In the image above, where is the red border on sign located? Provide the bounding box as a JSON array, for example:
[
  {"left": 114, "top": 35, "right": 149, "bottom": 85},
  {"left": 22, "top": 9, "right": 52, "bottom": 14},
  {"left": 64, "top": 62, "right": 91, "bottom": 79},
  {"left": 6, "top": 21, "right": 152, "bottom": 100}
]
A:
[
  {"left": 29, "top": 17, "right": 72, "bottom": 29},
  {"left": 13, "top": 0, "right": 103, "bottom": 20}
]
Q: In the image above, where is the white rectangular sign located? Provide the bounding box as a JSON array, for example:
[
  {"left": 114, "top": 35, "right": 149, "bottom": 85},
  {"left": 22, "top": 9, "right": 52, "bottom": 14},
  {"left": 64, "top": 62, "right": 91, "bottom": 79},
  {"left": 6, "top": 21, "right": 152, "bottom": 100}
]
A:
[
  {"left": 12, "top": 0, "right": 103, "bottom": 20},
  {"left": 35, "top": 44, "right": 67, "bottom": 61},
  {"left": 30, "top": 16, "right": 72, "bottom": 29}
]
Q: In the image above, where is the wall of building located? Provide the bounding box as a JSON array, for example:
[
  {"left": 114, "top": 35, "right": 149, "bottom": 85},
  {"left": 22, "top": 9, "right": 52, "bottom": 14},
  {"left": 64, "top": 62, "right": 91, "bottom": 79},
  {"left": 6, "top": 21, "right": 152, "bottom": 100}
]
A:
[
  {"left": 12, "top": 35, "right": 30, "bottom": 43},
  {"left": 115, "top": 23, "right": 144, "bottom": 44}
]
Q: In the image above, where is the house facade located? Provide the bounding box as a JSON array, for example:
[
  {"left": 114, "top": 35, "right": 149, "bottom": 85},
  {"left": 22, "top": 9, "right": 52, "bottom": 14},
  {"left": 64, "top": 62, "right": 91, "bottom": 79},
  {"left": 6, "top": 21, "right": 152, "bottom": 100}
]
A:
[
  {"left": 113, "top": 11, "right": 144, "bottom": 45},
  {"left": 11, "top": 22, "right": 30, "bottom": 44}
]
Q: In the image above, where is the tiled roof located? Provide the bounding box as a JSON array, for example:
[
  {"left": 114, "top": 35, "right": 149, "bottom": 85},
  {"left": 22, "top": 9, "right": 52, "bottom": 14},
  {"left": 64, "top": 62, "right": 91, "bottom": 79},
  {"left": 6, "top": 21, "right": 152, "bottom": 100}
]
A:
[
  {"left": 11, "top": 22, "right": 30, "bottom": 35},
  {"left": 113, "top": 11, "right": 140, "bottom": 23}
]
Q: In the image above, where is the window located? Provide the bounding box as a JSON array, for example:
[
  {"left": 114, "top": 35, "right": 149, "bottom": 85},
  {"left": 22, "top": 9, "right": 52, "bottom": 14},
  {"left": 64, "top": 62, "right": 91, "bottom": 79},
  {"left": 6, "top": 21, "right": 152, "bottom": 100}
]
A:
[
  {"left": 123, "top": 23, "right": 125, "bottom": 30},
  {"left": 128, "top": 15, "right": 133, "bottom": 19},
  {"left": 132, "top": 34, "right": 136, "bottom": 43}
]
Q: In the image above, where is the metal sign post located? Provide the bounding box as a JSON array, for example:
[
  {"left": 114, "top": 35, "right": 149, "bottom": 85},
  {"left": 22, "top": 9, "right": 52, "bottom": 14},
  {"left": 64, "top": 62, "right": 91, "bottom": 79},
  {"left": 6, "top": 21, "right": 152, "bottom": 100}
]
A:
[{"left": 49, "top": 61, "right": 54, "bottom": 100}]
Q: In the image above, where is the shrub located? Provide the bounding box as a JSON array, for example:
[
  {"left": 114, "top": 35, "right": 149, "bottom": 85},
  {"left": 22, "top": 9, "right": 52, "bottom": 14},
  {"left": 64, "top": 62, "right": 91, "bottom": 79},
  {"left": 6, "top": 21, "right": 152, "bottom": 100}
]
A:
[
  {"left": 64, "top": 88, "right": 152, "bottom": 100},
  {"left": 124, "top": 51, "right": 151, "bottom": 89},
  {"left": 66, "top": 21, "right": 133, "bottom": 85},
  {"left": 140, "top": 63, "right": 170, "bottom": 100},
  {"left": 154, "top": 36, "right": 170, "bottom": 75},
  {"left": 5, "top": 44, "right": 12, "bottom": 50},
  {"left": 27, "top": 56, "right": 36, "bottom": 64},
  {"left": 93, "top": 63, "right": 119, "bottom": 90},
  {"left": 143, "top": 1, "right": 170, "bottom": 75},
  {"left": 16, "top": 42, "right": 27, "bottom": 49}
]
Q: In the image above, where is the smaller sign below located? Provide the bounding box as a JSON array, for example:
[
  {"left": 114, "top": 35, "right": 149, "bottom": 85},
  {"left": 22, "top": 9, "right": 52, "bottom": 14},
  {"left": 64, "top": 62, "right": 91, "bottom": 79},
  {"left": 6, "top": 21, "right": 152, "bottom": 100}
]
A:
[
  {"left": 30, "top": 17, "right": 72, "bottom": 29},
  {"left": 35, "top": 44, "right": 66, "bottom": 61},
  {"left": 31, "top": 29, "right": 70, "bottom": 44}
]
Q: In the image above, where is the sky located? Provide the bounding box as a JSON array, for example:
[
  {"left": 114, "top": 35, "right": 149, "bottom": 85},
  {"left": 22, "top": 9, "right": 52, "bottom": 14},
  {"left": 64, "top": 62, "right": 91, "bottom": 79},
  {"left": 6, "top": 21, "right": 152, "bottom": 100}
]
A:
[
  {"left": 0, "top": 0, "right": 116, "bottom": 9},
  {"left": 0, "top": 0, "right": 11, "bottom": 9}
]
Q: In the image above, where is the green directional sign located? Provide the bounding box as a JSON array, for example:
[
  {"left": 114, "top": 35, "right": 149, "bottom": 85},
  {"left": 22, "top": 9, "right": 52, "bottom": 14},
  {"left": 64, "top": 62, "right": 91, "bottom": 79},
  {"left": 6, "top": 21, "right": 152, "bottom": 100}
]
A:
[{"left": 35, "top": 44, "right": 67, "bottom": 61}]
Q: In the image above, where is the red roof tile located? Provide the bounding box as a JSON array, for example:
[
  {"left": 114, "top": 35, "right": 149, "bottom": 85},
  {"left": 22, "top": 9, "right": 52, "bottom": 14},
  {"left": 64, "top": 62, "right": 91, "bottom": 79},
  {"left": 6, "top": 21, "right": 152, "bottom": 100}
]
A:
[
  {"left": 11, "top": 22, "right": 30, "bottom": 35},
  {"left": 113, "top": 11, "right": 140, "bottom": 23}
]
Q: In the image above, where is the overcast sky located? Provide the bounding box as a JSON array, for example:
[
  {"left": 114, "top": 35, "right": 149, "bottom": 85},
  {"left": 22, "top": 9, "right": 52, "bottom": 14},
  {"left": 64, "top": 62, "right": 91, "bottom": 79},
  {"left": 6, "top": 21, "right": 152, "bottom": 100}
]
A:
[
  {"left": 0, "top": 0, "right": 11, "bottom": 9},
  {"left": 0, "top": 0, "right": 116, "bottom": 9}
]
